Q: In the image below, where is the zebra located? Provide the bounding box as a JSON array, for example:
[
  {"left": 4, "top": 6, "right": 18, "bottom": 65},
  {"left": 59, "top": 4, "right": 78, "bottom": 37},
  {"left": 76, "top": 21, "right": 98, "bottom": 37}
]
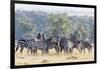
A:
[
  {"left": 71, "top": 40, "right": 92, "bottom": 54},
  {"left": 15, "top": 32, "right": 44, "bottom": 55},
  {"left": 15, "top": 38, "right": 37, "bottom": 55},
  {"left": 59, "top": 37, "right": 76, "bottom": 55}
]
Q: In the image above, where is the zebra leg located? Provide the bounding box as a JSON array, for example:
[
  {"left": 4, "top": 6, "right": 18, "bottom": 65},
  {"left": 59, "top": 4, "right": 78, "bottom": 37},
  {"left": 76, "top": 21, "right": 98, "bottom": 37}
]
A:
[
  {"left": 32, "top": 50, "right": 35, "bottom": 55},
  {"left": 60, "top": 48, "right": 63, "bottom": 53},
  {"left": 68, "top": 48, "right": 72, "bottom": 55},
  {"left": 35, "top": 49, "right": 37, "bottom": 55},
  {"left": 67, "top": 48, "right": 69, "bottom": 55},
  {"left": 42, "top": 49, "right": 45, "bottom": 55},
  {"left": 42, "top": 48, "right": 48, "bottom": 55},
  {"left": 55, "top": 47, "right": 57, "bottom": 54},
  {"left": 42, "top": 49, "right": 46, "bottom": 55},
  {"left": 28, "top": 49, "right": 33, "bottom": 56},
  {"left": 69, "top": 48, "right": 71, "bottom": 54},
  {"left": 15, "top": 46, "right": 19, "bottom": 52},
  {"left": 20, "top": 47, "right": 24, "bottom": 54},
  {"left": 31, "top": 49, "right": 33, "bottom": 55},
  {"left": 34, "top": 47, "right": 37, "bottom": 55},
  {"left": 29, "top": 47, "right": 34, "bottom": 55},
  {"left": 31, "top": 48, "right": 37, "bottom": 56},
  {"left": 45, "top": 48, "right": 48, "bottom": 55},
  {"left": 55, "top": 46, "right": 60, "bottom": 55},
  {"left": 27, "top": 49, "right": 30, "bottom": 55},
  {"left": 84, "top": 49, "right": 85, "bottom": 54},
  {"left": 67, "top": 49, "right": 70, "bottom": 55},
  {"left": 70, "top": 48, "right": 73, "bottom": 55},
  {"left": 64, "top": 50, "right": 66, "bottom": 55},
  {"left": 64, "top": 47, "right": 67, "bottom": 55},
  {"left": 78, "top": 48, "right": 82, "bottom": 54},
  {"left": 59, "top": 47, "right": 62, "bottom": 55}
]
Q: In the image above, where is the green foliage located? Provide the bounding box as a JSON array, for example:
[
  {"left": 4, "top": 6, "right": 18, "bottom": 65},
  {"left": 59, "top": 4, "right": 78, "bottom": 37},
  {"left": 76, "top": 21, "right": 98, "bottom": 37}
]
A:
[
  {"left": 48, "top": 13, "right": 71, "bottom": 36},
  {"left": 15, "top": 10, "right": 94, "bottom": 43},
  {"left": 15, "top": 12, "right": 36, "bottom": 39},
  {"left": 20, "top": 22, "right": 35, "bottom": 33}
]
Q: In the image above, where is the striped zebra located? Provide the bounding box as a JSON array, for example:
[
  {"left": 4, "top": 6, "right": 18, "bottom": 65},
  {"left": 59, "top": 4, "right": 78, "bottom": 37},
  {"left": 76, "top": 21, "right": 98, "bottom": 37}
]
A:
[
  {"left": 15, "top": 38, "right": 37, "bottom": 55},
  {"left": 72, "top": 40, "right": 92, "bottom": 54}
]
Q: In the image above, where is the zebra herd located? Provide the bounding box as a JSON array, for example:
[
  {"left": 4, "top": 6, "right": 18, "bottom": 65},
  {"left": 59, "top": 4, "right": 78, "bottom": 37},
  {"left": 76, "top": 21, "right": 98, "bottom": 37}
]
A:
[{"left": 15, "top": 33, "right": 93, "bottom": 55}]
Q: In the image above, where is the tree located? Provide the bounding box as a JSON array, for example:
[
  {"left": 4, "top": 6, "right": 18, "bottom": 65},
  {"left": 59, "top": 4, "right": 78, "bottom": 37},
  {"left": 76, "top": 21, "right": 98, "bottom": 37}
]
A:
[
  {"left": 48, "top": 13, "right": 71, "bottom": 37},
  {"left": 77, "top": 24, "right": 88, "bottom": 40}
]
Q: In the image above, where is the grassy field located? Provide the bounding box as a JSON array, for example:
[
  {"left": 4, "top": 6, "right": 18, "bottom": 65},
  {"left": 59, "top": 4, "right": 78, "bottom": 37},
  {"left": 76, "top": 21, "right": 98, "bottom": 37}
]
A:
[{"left": 15, "top": 47, "right": 94, "bottom": 65}]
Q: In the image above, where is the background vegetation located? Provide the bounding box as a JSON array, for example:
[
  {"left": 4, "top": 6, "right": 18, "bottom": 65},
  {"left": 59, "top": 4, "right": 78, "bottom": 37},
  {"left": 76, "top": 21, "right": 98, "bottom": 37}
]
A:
[{"left": 15, "top": 10, "right": 94, "bottom": 43}]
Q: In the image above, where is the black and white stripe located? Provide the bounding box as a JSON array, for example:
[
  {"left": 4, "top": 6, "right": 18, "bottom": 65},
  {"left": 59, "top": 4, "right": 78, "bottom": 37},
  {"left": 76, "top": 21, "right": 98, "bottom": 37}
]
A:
[{"left": 16, "top": 38, "right": 37, "bottom": 54}]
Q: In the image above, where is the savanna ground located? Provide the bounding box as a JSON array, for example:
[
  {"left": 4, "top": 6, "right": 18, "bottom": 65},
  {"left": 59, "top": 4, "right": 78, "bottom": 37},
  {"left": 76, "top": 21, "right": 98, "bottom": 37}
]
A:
[{"left": 15, "top": 47, "right": 94, "bottom": 65}]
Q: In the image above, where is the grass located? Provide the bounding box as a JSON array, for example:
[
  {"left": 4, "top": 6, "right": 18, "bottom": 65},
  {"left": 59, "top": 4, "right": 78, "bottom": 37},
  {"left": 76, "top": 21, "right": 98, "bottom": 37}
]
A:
[{"left": 15, "top": 47, "right": 94, "bottom": 65}]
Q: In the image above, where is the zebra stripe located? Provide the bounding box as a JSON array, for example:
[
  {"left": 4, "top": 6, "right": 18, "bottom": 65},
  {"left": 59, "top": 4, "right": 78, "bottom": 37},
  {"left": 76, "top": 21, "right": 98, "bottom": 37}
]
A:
[
  {"left": 18, "top": 39, "right": 29, "bottom": 48},
  {"left": 17, "top": 38, "right": 38, "bottom": 50}
]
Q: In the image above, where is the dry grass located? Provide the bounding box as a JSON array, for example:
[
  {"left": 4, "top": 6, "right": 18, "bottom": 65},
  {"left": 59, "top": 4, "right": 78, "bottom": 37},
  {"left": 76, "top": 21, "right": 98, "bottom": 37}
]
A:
[{"left": 15, "top": 47, "right": 94, "bottom": 65}]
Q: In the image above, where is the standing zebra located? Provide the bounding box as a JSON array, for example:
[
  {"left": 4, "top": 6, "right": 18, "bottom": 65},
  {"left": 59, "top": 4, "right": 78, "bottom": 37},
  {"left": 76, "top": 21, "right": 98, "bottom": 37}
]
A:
[
  {"left": 15, "top": 38, "right": 37, "bottom": 55},
  {"left": 15, "top": 33, "right": 43, "bottom": 55},
  {"left": 72, "top": 40, "right": 92, "bottom": 54}
]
